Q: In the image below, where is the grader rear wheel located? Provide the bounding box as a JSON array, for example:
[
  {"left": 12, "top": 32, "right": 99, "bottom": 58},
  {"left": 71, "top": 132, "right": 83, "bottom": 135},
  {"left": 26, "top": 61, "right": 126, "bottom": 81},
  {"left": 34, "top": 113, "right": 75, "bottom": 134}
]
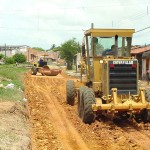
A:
[
  {"left": 66, "top": 80, "right": 75, "bottom": 106},
  {"left": 80, "top": 87, "right": 96, "bottom": 124}
]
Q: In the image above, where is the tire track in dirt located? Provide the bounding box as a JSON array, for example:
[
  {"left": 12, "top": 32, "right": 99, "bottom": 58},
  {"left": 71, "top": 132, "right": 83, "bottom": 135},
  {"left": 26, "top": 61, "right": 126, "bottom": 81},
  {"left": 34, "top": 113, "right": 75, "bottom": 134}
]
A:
[
  {"left": 51, "top": 75, "right": 150, "bottom": 150},
  {"left": 43, "top": 89, "right": 89, "bottom": 150},
  {"left": 114, "top": 120, "right": 150, "bottom": 150},
  {"left": 25, "top": 75, "right": 62, "bottom": 150},
  {"left": 25, "top": 74, "right": 90, "bottom": 150},
  {"left": 24, "top": 73, "right": 150, "bottom": 150}
]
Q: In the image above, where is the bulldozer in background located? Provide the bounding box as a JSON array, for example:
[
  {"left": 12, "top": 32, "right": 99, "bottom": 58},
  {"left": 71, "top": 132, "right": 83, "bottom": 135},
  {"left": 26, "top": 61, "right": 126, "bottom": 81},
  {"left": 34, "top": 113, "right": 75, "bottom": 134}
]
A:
[
  {"left": 31, "top": 54, "right": 61, "bottom": 76},
  {"left": 66, "top": 27, "right": 150, "bottom": 124}
]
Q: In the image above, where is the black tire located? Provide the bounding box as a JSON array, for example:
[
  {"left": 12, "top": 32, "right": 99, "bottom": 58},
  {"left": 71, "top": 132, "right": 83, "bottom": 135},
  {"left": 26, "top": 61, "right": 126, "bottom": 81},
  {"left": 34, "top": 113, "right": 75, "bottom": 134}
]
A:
[
  {"left": 80, "top": 87, "right": 96, "bottom": 124},
  {"left": 140, "top": 89, "right": 150, "bottom": 123},
  {"left": 141, "top": 108, "right": 150, "bottom": 123},
  {"left": 31, "top": 67, "right": 37, "bottom": 75},
  {"left": 78, "top": 86, "right": 87, "bottom": 118},
  {"left": 66, "top": 80, "right": 75, "bottom": 106}
]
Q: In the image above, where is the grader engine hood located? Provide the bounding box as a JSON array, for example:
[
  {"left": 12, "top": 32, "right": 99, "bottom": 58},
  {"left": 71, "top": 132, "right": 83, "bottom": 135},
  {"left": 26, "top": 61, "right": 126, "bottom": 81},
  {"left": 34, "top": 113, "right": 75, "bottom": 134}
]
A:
[{"left": 108, "top": 59, "right": 138, "bottom": 95}]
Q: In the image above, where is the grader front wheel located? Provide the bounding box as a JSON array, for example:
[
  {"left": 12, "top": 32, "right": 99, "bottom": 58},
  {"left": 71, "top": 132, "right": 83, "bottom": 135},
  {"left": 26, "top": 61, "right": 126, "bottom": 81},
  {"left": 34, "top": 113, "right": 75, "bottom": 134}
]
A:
[
  {"left": 66, "top": 80, "right": 75, "bottom": 106},
  {"left": 80, "top": 87, "right": 96, "bottom": 124},
  {"left": 78, "top": 86, "right": 87, "bottom": 118}
]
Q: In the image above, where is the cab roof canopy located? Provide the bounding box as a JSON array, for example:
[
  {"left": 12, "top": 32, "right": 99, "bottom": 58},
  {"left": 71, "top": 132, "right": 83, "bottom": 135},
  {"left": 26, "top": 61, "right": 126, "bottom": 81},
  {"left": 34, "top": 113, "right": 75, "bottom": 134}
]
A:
[{"left": 84, "top": 28, "right": 135, "bottom": 37}]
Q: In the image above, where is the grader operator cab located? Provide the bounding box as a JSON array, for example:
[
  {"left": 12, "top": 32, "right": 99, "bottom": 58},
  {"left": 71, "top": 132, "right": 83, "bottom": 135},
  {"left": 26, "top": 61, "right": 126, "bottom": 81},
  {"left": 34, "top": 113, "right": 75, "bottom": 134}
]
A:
[{"left": 66, "top": 28, "right": 150, "bottom": 124}]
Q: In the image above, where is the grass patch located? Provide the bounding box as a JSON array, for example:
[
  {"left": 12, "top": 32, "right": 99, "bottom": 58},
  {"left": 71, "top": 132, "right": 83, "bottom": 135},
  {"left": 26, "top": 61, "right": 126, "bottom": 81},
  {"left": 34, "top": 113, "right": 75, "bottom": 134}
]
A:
[
  {"left": 0, "top": 88, "right": 23, "bottom": 101},
  {"left": 0, "top": 130, "right": 18, "bottom": 142},
  {"left": 0, "top": 64, "right": 29, "bottom": 101}
]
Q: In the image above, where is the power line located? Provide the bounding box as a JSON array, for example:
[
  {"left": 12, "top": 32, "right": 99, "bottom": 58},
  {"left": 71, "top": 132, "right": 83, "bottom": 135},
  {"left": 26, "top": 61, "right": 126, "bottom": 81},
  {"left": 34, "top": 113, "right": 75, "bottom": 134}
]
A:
[{"left": 135, "top": 26, "right": 150, "bottom": 33}]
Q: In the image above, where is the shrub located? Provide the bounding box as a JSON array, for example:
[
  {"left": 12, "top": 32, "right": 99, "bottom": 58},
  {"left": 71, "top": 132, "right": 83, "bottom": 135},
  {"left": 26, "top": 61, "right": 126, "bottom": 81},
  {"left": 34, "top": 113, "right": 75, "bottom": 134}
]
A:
[
  {"left": 4, "top": 57, "right": 15, "bottom": 64},
  {"left": 0, "top": 54, "right": 4, "bottom": 59},
  {"left": 13, "top": 53, "right": 26, "bottom": 63}
]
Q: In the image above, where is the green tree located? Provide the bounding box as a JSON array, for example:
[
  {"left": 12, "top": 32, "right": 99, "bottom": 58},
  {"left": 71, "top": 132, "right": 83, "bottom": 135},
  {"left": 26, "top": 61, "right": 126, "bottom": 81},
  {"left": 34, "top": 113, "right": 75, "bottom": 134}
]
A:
[
  {"left": 0, "top": 54, "right": 4, "bottom": 59},
  {"left": 32, "top": 47, "right": 44, "bottom": 51},
  {"left": 13, "top": 53, "right": 26, "bottom": 63},
  {"left": 4, "top": 57, "right": 15, "bottom": 64},
  {"left": 51, "top": 46, "right": 61, "bottom": 52},
  {"left": 50, "top": 44, "right": 56, "bottom": 50},
  {"left": 59, "top": 38, "right": 80, "bottom": 70}
]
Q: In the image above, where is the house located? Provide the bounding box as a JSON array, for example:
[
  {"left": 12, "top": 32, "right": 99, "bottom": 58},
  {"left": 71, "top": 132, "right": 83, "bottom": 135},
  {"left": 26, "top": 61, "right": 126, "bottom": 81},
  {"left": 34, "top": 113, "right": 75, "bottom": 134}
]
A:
[
  {"left": 0, "top": 44, "right": 63, "bottom": 65},
  {"left": 0, "top": 45, "right": 29, "bottom": 57},
  {"left": 131, "top": 45, "right": 150, "bottom": 79},
  {"left": 142, "top": 51, "right": 150, "bottom": 79},
  {"left": 24, "top": 48, "right": 60, "bottom": 64}
]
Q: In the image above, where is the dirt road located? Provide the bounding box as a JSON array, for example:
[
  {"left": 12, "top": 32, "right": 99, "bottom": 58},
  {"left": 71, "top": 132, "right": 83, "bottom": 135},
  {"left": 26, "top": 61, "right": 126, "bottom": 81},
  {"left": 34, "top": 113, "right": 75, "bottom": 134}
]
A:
[{"left": 24, "top": 73, "right": 150, "bottom": 150}]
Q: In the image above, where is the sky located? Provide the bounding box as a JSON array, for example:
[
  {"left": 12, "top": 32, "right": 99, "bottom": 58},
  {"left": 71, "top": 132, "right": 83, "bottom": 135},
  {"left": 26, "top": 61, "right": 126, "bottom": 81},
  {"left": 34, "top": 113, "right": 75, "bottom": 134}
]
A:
[{"left": 0, "top": 0, "right": 150, "bottom": 49}]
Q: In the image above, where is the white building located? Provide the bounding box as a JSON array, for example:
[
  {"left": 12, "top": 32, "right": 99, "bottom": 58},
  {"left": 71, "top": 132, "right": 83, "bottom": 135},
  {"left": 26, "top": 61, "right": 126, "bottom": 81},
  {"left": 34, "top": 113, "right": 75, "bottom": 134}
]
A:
[{"left": 0, "top": 45, "right": 29, "bottom": 57}]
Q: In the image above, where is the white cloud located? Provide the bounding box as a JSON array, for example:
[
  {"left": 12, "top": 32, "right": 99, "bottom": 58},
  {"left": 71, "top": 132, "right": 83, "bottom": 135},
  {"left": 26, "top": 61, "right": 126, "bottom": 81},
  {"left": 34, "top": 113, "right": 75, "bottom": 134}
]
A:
[{"left": 0, "top": 0, "right": 150, "bottom": 49}]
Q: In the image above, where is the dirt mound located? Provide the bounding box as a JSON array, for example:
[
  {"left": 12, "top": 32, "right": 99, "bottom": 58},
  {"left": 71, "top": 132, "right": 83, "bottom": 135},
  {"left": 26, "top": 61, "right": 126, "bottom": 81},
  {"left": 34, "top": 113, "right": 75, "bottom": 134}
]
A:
[
  {"left": 0, "top": 101, "right": 30, "bottom": 150},
  {"left": 24, "top": 73, "right": 150, "bottom": 150}
]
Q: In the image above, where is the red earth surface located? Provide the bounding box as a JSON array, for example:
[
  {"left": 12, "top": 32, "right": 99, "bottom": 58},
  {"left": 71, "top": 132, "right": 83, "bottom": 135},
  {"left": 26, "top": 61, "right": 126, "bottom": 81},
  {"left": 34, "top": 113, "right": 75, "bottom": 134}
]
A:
[{"left": 24, "top": 72, "right": 150, "bottom": 150}]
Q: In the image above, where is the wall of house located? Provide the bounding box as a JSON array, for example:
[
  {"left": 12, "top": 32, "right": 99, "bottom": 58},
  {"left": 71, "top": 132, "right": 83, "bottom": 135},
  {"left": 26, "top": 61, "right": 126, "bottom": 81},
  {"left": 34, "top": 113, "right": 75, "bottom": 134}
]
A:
[
  {"left": 142, "top": 59, "right": 150, "bottom": 80},
  {"left": 0, "top": 46, "right": 28, "bottom": 57},
  {"left": 0, "top": 50, "right": 12, "bottom": 57},
  {"left": 142, "top": 59, "right": 146, "bottom": 79},
  {"left": 76, "top": 53, "right": 81, "bottom": 72}
]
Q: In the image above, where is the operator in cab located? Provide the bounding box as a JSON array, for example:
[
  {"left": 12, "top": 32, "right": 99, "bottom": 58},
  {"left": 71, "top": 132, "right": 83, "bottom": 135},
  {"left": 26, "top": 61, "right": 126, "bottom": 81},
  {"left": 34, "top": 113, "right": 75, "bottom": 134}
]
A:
[
  {"left": 38, "top": 57, "right": 44, "bottom": 67},
  {"left": 102, "top": 45, "right": 117, "bottom": 56}
]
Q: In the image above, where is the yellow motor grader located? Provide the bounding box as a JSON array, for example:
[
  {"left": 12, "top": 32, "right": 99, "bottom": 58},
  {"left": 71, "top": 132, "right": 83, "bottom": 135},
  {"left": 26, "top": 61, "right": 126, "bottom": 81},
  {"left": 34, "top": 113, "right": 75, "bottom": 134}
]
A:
[{"left": 66, "top": 28, "right": 150, "bottom": 124}]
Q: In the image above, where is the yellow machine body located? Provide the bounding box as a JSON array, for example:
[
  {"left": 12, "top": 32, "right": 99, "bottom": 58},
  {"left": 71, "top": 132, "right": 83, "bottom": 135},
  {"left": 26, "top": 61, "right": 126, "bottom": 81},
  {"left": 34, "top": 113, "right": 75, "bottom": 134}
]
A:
[
  {"left": 66, "top": 28, "right": 150, "bottom": 123},
  {"left": 79, "top": 28, "right": 150, "bottom": 120}
]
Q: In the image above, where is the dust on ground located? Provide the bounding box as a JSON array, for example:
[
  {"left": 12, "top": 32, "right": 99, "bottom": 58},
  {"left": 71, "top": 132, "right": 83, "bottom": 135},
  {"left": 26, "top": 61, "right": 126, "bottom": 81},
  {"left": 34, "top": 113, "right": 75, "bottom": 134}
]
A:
[{"left": 0, "top": 101, "right": 30, "bottom": 150}]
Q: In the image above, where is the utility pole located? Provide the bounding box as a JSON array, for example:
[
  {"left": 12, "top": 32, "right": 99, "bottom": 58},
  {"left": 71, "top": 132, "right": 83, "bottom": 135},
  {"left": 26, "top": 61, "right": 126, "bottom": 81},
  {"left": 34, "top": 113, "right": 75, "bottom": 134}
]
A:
[
  {"left": 112, "top": 21, "right": 114, "bottom": 27},
  {"left": 91, "top": 23, "right": 94, "bottom": 29},
  {"left": 5, "top": 44, "right": 6, "bottom": 57}
]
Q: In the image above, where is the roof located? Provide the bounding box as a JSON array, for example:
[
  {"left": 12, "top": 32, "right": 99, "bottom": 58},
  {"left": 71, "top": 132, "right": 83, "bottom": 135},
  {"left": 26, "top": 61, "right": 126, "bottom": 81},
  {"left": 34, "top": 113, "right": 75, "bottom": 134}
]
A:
[
  {"left": 130, "top": 45, "right": 150, "bottom": 54},
  {"left": 84, "top": 28, "right": 135, "bottom": 37},
  {"left": 24, "top": 48, "right": 59, "bottom": 60}
]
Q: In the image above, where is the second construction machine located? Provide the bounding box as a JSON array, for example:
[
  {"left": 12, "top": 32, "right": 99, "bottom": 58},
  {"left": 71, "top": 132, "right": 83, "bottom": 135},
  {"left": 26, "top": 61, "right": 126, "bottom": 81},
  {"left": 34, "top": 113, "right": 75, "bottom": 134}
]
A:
[
  {"left": 31, "top": 55, "right": 61, "bottom": 76},
  {"left": 66, "top": 28, "right": 150, "bottom": 124}
]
